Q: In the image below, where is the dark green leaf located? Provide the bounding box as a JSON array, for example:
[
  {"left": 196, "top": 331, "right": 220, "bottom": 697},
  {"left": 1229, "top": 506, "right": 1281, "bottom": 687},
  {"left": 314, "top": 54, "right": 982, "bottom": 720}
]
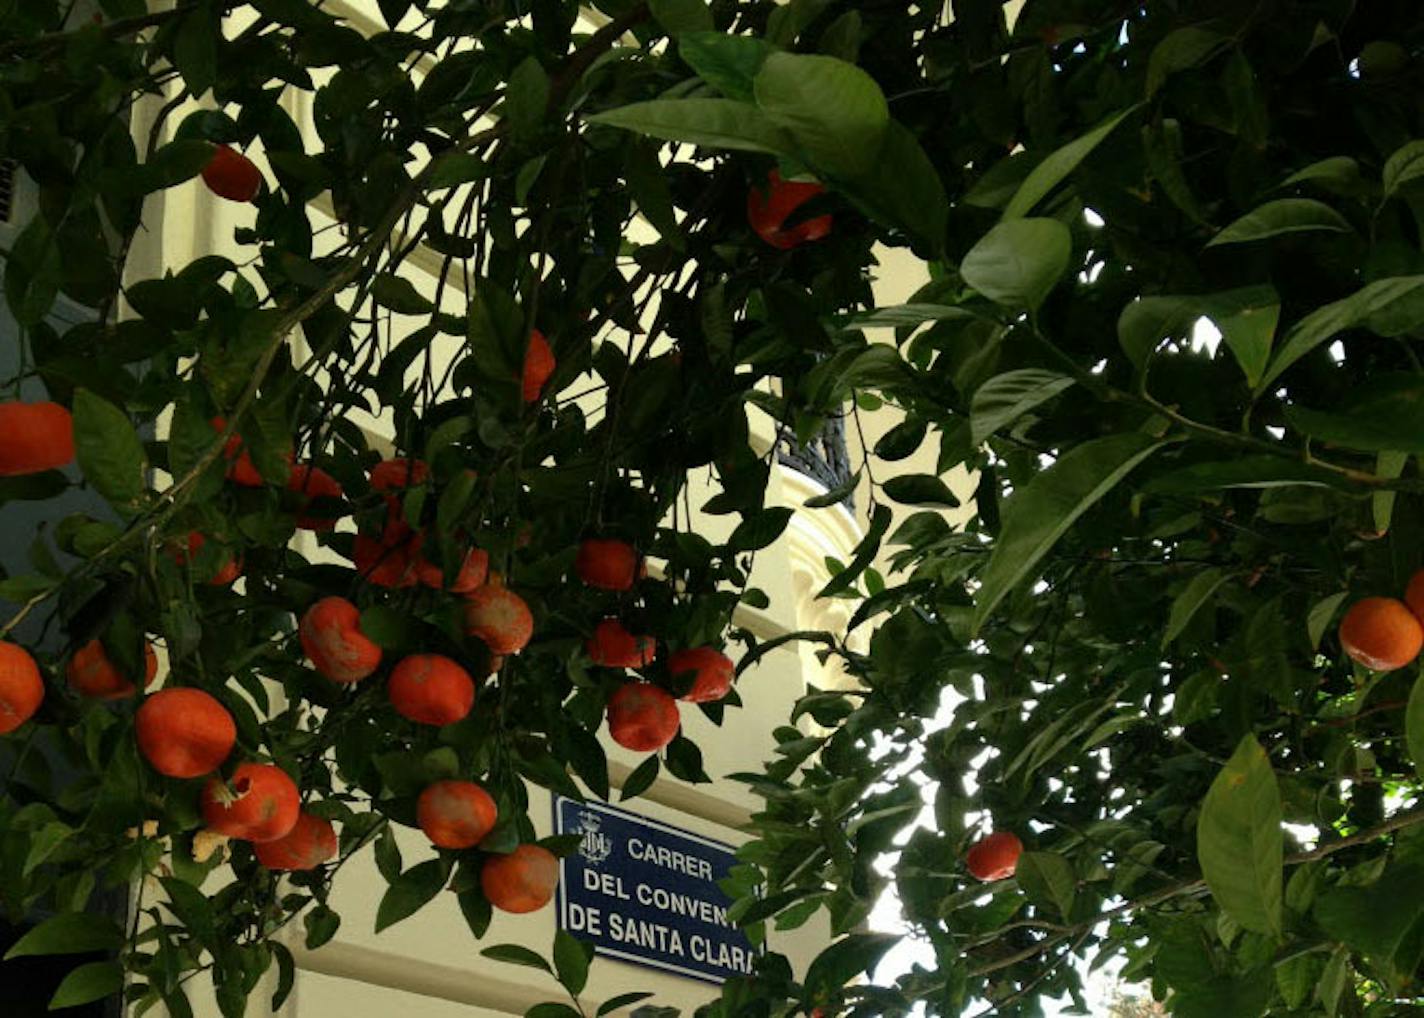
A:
[
  {"left": 375, "top": 859, "right": 446, "bottom": 932},
  {"left": 753, "top": 52, "right": 888, "bottom": 179},
  {"left": 960, "top": 218, "right": 1071, "bottom": 312},
  {"left": 1206, "top": 198, "right": 1352, "bottom": 247},
  {"left": 4, "top": 912, "right": 124, "bottom": 959},
  {"left": 1003, "top": 106, "right": 1138, "bottom": 219},
  {"left": 620, "top": 755, "right": 660, "bottom": 801},
  {"left": 587, "top": 99, "right": 793, "bottom": 155},
  {"left": 649, "top": 0, "right": 711, "bottom": 35},
  {"left": 505, "top": 57, "right": 550, "bottom": 141},
  {"left": 49, "top": 961, "right": 123, "bottom": 1010},
  {"left": 552, "top": 930, "right": 591, "bottom": 995},
  {"left": 677, "top": 33, "right": 772, "bottom": 102},
  {"left": 882, "top": 473, "right": 959, "bottom": 508},
  {"left": 803, "top": 933, "right": 898, "bottom": 996},
  {"left": 73, "top": 389, "right": 146, "bottom": 508},
  {"left": 970, "top": 369, "right": 1074, "bottom": 444},
  {"left": 481, "top": 943, "right": 552, "bottom": 972}
]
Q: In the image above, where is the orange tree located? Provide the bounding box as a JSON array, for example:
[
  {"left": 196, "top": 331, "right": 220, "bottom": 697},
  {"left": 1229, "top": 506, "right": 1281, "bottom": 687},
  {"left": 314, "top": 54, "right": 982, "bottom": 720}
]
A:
[{"left": 2, "top": 1, "right": 1424, "bottom": 1017}]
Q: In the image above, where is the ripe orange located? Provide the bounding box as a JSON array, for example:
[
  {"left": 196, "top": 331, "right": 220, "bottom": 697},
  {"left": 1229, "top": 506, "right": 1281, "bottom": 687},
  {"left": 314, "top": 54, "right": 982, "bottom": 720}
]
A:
[
  {"left": 174, "top": 532, "right": 242, "bottom": 586},
  {"left": 965, "top": 831, "right": 1023, "bottom": 882},
  {"left": 135, "top": 688, "right": 236, "bottom": 778},
  {"left": 669, "top": 647, "right": 734, "bottom": 703},
  {"left": 67, "top": 638, "right": 158, "bottom": 700},
  {"left": 0, "top": 642, "right": 44, "bottom": 735},
  {"left": 522, "top": 329, "right": 555, "bottom": 403},
  {"left": 254, "top": 812, "right": 338, "bottom": 871},
  {"left": 201, "top": 762, "right": 300, "bottom": 842},
  {"left": 417, "top": 780, "right": 498, "bottom": 849},
  {"left": 201, "top": 145, "right": 263, "bottom": 203},
  {"left": 747, "top": 170, "right": 833, "bottom": 250},
  {"left": 1405, "top": 569, "right": 1424, "bottom": 625},
  {"left": 481, "top": 844, "right": 559, "bottom": 913},
  {"left": 370, "top": 457, "right": 430, "bottom": 493},
  {"left": 0, "top": 402, "right": 74, "bottom": 476},
  {"left": 463, "top": 584, "right": 534, "bottom": 655},
  {"left": 575, "top": 539, "right": 640, "bottom": 591},
  {"left": 607, "top": 682, "right": 680, "bottom": 752},
  {"left": 287, "top": 463, "right": 345, "bottom": 531},
  {"left": 300, "top": 596, "right": 382, "bottom": 683},
  {"left": 388, "top": 654, "right": 475, "bottom": 726},
  {"left": 1339, "top": 596, "right": 1424, "bottom": 672},
  {"left": 353, "top": 520, "right": 423, "bottom": 588},
  {"left": 209, "top": 416, "right": 265, "bottom": 486},
  {"left": 416, "top": 545, "right": 489, "bottom": 594},
  {"left": 587, "top": 619, "right": 656, "bottom": 669}
]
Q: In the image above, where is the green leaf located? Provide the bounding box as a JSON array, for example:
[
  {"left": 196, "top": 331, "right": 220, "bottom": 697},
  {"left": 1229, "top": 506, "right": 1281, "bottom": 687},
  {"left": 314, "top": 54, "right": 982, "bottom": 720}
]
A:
[
  {"left": 4, "top": 912, "right": 124, "bottom": 959},
  {"left": 882, "top": 473, "right": 959, "bottom": 508},
  {"left": 1016, "top": 851, "right": 1076, "bottom": 919},
  {"left": 1117, "top": 295, "right": 1200, "bottom": 370},
  {"left": 649, "top": 0, "right": 711, "bottom": 34},
  {"left": 1259, "top": 276, "right": 1424, "bottom": 391},
  {"left": 819, "top": 503, "right": 892, "bottom": 598},
  {"left": 49, "top": 960, "right": 123, "bottom": 1010},
  {"left": 803, "top": 469, "right": 860, "bottom": 508},
  {"left": 1210, "top": 286, "right": 1281, "bottom": 389},
  {"left": 1408, "top": 671, "right": 1424, "bottom": 783},
  {"left": 5, "top": 215, "right": 62, "bottom": 326},
  {"left": 1146, "top": 26, "right": 1229, "bottom": 97},
  {"left": 426, "top": 153, "right": 489, "bottom": 190},
  {"left": 840, "top": 304, "right": 974, "bottom": 329},
  {"left": 1307, "top": 591, "right": 1349, "bottom": 650},
  {"left": 620, "top": 755, "right": 660, "bottom": 801},
  {"left": 1162, "top": 568, "right": 1230, "bottom": 647},
  {"left": 587, "top": 99, "right": 793, "bottom": 155},
  {"left": 728, "top": 506, "right": 794, "bottom": 552},
  {"left": 375, "top": 860, "right": 445, "bottom": 932},
  {"left": 1373, "top": 450, "right": 1409, "bottom": 533},
  {"left": 873, "top": 419, "right": 926, "bottom": 461},
  {"left": 970, "top": 369, "right": 1074, "bottom": 444},
  {"left": 1003, "top": 106, "right": 1138, "bottom": 219},
  {"left": 505, "top": 56, "right": 550, "bottom": 140},
  {"left": 173, "top": 7, "right": 219, "bottom": 97},
  {"left": 1319, "top": 946, "right": 1349, "bottom": 1016},
  {"left": 481, "top": 943, "right": 553, "bottom": 972},
  {"left": 598, "top": 993, "right": 655, "bottom": 1016},
  {"left": 803, "top": 933, "right": 898, "bottom": 996},
  {"left": 1315, "top": 863, "right": 1424, "bottom": 966},
  {"left": 753, "top": 53, "right": 888, "bottom": 179},
  {"left": 457, "top": 889, "right": 491, "bottom": 939},
  {"left": 371, "top": 274, "right": 434, "bottom": 315},
  {"left": 73, "top": 389, "right": 146, "bottom": 508},
  {"left": 624, "top": 141, "right": 684, "bottom": 251},
  {"left": 1144, "top": 455, "right": 1348, "bottom": 493},
  {"left": 1196, "top": 734, "right": 1283, "bottom": 938},
  {"left": 972, "top": 434, "right": 1161, "bottom": 633},
  {"left": 1284, "top": 374, "right": 1424, "bottom": 452},
  {"left": 960, "top": 218, "right": 1071, "bottom": 312},
  {"left": 1383, "top": 140, "right": 1424, "bottom": 199},
  {"left": 526, "top": 1006, "right": 581, "bottom": 1018},
  {"left": 677, "top": 32, "right": 772, "bottom": 102},
  {"left": 1205, "top": 198, "right": 1352, "bottom": 247},
  {"left": 841, "top": 120, "right": 948, "bottom": 255},
  {"left": 1278, "top": 156, "right": 1360, "bottom": 193},
  {"left": 271, "top": 942, "right": 296, "bottom": 1011},
  {"left": 552, "top": 930, "right": 591, "bottom": 995},
  {"left": 304, "top": 904, "right": 341, "bottom": 949}
]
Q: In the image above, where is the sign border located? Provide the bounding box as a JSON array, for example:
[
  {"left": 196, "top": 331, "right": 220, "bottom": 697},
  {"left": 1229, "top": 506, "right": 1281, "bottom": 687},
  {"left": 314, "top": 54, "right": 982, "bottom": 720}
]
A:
[{"left": 552, "top": 795, "right": 758, "bottom": 986}]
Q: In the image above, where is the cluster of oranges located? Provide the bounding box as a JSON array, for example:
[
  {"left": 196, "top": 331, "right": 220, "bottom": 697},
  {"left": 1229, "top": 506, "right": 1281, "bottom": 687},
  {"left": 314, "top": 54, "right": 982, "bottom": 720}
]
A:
[{"left": 1337, "top": 570, "right": 1424, "bottom": 673}]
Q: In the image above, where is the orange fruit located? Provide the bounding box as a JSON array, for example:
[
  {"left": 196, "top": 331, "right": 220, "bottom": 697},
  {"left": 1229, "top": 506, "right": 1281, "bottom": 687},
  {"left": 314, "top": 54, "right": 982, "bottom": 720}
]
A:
[
  {"left": 587, "top": 619, "right": 656, "bottom": 669},
  {"left": 965, "top": 831, "right": 1023, "bottom": 882},
  {"left": 299, "top": 596, "right": 382, "bottom": 683},
  {"left": 353, "top": 520, "right": 423, "bottom": 588},
  {"left": 607, "top": 682, "right": 679, "bottom": 752},
  {"left": 0, "top": 401, "right": 74, "bottom": 476},
  {"left": 201, "top": 761, "right": 300, "bottom": 842},
  {"left": 463, "top": 585, "right": 534, "bottom": 654},
  {"left": 388, "top": 654, "right": 475, "bottom": 726},
  {"left": 417, "top": 780, "right": 498, "bottom": 849},
  {"left": 574, "top": 538, "right": 640, "bottom": 591},
  {"left": 208, "top": 416, "right": 266, "bottom": 487},
  {"left": 747, "top": 170, "right": 833, "bottom": 250},
  {"left": 1405, "top": 569, "right": 1424, "bottom": 624},
  {"left": 67, "top": 638, "right": 158, "bottom": 700},
  {"left": 201, "top": 145, "right": 263, "bottom": 203},
  {"left": 135, "top": 688, "right": 236, "bottom": 778},
  {"left": 254, "top": 812, "right": 338, "bottom": 871},
  {"left": 370, "top": 457, "right": 430, "bottom": 493},
  {"left": 287, "top": 463, "right": 345, "bottom": 531},
  {"left": 173, "top": 532, "right": 242, "bottom": 586},
  {"left": 1339, "top": 596, "right": 1424, "bottom": 671},
  {"left": 0, "top": 642, "right": 44, "bottom": 735},
  {"left": 415, "top": 545, "right": 489, "bottom": 594},
  {"left": 481, "top": 844, "right": 559, "bottom": 913},
  {"left": 669, "top": 647, "right": 734, "bottom": 703},
  {"left": 522, "top": 329, "right": 555, "bottom": 403}
]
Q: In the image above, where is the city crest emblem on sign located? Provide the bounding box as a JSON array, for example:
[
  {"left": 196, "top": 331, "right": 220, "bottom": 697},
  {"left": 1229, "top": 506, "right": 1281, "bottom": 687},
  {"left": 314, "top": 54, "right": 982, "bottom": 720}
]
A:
[{"left": 577, "top": 810, "right": 613, "bottom": 866}]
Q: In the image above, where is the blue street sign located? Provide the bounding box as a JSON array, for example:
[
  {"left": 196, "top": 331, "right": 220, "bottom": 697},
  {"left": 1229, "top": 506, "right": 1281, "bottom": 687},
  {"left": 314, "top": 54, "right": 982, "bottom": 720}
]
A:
[{"left": 553, "top": 796, "right": 763, "bottom": 984}]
